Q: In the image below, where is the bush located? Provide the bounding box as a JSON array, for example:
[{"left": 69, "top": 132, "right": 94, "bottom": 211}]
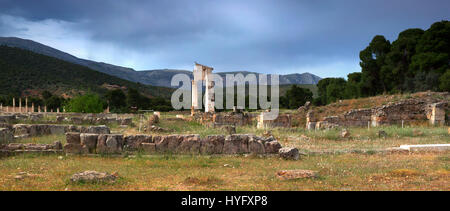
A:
[{"left": 65, "top": 93, "right": 106, "bottom": 113}]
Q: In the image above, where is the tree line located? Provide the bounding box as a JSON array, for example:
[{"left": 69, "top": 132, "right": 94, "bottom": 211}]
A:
[
  {"left": 315, "top": 20, "right": 449, "bottom": 106},
  {"left": 0, "top": 88, "right": 173, "bottom": 113}
]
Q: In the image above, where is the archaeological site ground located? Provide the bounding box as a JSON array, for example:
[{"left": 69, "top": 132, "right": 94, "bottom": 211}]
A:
[{"left": 0, "top": 91, "right": 448, "bottom": 191}]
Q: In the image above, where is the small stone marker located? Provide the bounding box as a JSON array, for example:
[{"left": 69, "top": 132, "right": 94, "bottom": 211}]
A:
[
  {"left": 341, "top": 129, "right": 350, "bottom": 138},
  {"left": 70, "top": 171, "right": 118, "bottom": 183},
  {"left": 276, "top": 170, "right": 318, "bottom": 180},
  {"left": 378, "top": 130, "right": 387, "bottom": 139},
  {"left": 279, "top": 147, "right": 300, "bottom": 160}
]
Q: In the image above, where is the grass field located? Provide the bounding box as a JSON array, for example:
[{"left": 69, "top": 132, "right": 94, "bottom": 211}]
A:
[{"left": 0, "top": 152, "right": 448, "bottom": 191}]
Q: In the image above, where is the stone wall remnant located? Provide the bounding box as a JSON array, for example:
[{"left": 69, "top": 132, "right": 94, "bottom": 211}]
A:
[
  {"left": 0, "top": 128, "right": 14, "bottom": 144},
  {"left": 257, "top": 113, "right": 291, "bottom": 129},
  {"left": 63, "top": 133, "right": 282, "bottom": 155},
  {"left": 306, "top": 99, "right": 448, "bottom": 129},
  {"left": 12, "top": 124, "right": 110, "bottom": 138}
]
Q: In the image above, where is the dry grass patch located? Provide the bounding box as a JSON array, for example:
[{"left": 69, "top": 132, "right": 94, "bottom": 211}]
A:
[{"left": 0, "top": 152, "right": 449, "bottom": 191}]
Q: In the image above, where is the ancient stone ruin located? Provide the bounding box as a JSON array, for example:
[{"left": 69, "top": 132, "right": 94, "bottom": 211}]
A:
[
  {"left": 307, "top": 98, "right": 448, "bottom": 130},
  {"left": 63, "top": 133, "right": 282, "bottom": 155},
  {"left": 192, "top": 63, "right": 215, "bottom": 113}
]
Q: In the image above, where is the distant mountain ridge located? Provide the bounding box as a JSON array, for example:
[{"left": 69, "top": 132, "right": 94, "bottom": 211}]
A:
[
  {"left": 0, "top": 37, "right": 322, "bottom": 87},
  {"left": 0, "top": 45, "right": 173, "bottom": 98}
]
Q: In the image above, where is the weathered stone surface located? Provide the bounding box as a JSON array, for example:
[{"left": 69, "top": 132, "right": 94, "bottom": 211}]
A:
[
  {"left": 378, "top": 130, "right": 387, "bottom": 139},
  {"left": 400, "top": 144, "right": 450, "bottom": 152},
  {"left": 53, "top": 141, "right": 63, "bottom": 150},
  {"left": 0, "top": 128, "right": 14, "bottom": 144},
  {"left": 12, "top": 124, "right": 89, "bottom": 137},
  {"left": 212, "top": 112, "right": 253, "bottom": 127},
  {"left": 306, "top": 96, "right": 448, "bottom": 130},
  {"left": 341, "top": 129, "right": 350, "bottom": 138},
  {"left": 148, "top": 125, "right": 168, "bottom": 132},
  {"left": 167, "top": 135, "right": 183, "bottom": 152},
  {"left": 71, "top": 117, "right": 83, "bottom": 125},
  {"left": 148, "top": 114, "right": 159, "bottom": 126},
  {"left": 248, "top": 136, "right": 265, "bottom": 154},
  {"left": 1, "top": 143, "right": 62, "bottom": 151},
  {"left": 124, "top": 135, "right": 152, "bottom": 151},
  {"left": 120, "top": 118, "right": 132, "bottom": 126},
  {"left": 86, "top": 125, "right": 110, "bottom": 134},
  {"left": 66, "top": 132, "right": 81, "bottom": 144},
  {"left": 222, "top": 125, "right": 236, "bottom": 135},
  {"left": 63, "top": 143, "right": 82, "bottom": 154},
  {"left": 70, "top": 171, "right": 117, "bottom": 183},
  {"left": 56, "top": 116, "right": 65, "bottom": 123},
  {"left": 96, "top": 134, "right": 123, "bottom": 154},
  {"left": 13, "top": 124, "right": 29, "bottom": 136},
  {"left": 279, "top": 147, "right": 300, "bottom": 160},
  {"left": 0, "top": 115, "right": 15, "bottom": 123},
  {"left": 223, "top": 134, "right": 249, "bottom": 154},
  {"left": 276, "top": 170, "right": 318, "bottom": 180},
  {"left": 264, "top": 140, "right": 282, "bottom": 154},
  {"left": 258, "top": 113, "right": 292, "bottom": 129},
  {"left": 80, "top": 133, "right": 98, "bottom": 153},
  {"left": 200, "top": 135, "right": 225, "bottom": 154},
  {"left": 48, "top": 125, "right": 66, "bottom": 134},
  {"left": 176, "top": 135, "right": 201, "bottom": 154},
  {"left": 154, "top": 135, "right": 169, "bottom": 152},
  {"left": 141, "top": 143, "right": 156, "bottom": 153}
]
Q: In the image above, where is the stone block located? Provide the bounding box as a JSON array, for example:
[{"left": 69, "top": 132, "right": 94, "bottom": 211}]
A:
[
  {"left": 279, "top": 147, "right": 300, "bottom": 160},
  {"left": 80, "top": 133, "right": 99, "bottom": 153},
  {"left": 223, "top": 134, "right": 249, "bottom": 154},
  {"left": 200, "top": 135, "right": 225, "bottom": 154},
  {"left": 124, "top": 135, "right": 153, "bottom": 151},
  {"left": 176, "top": 135, "right": 201, "bottom": 154},
  {"left": 66, "top": 132, "right": 81, "bottom": 144},
  {"left": 141, "top": 143, "right": 156, "bottom": 153}
]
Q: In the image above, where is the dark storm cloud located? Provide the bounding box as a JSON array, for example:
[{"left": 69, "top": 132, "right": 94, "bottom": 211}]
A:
[{"left": 0, "top": 0, "right": 449, "bottom": 77}]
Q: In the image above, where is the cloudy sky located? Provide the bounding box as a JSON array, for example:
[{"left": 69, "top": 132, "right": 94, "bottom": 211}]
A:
[{"left": 0, "top": 0, "right": 448, "bottom": 78}]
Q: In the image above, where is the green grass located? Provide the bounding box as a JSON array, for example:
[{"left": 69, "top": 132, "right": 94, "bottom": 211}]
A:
[{"left": 0, "top": 153, "right": 448, "bottom": 191}]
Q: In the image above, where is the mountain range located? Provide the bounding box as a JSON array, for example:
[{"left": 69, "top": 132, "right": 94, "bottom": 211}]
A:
[{"left": 0, "top": 37, "right": 322, "bottom": 87}]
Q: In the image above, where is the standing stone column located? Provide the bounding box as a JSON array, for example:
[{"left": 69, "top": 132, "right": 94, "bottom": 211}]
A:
[
  {"left": 57, "top": 108, "right": 60, "bottom": 113},
  {"left": 32, "top": 103, "right": 35, "bottom": 113},
  {"left": 38, "top": 106, "right": 41, "bottom": 113},
  {"left": 12, "top": 98, "right": 15, "bottom": 113},
  {"left": 25, "top": 97, "right": 28, "bottom": 113},
  {"left": 430, "top": 102, "right": 446, "bottom": 126},
  {"left": 44, "top": 106, "right": 47, "bottom": 113},
  {"left": 19, "top": 98, "right": 22, "bottom": 113}
]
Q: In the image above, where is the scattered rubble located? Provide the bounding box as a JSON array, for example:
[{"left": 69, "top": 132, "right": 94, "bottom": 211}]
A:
[
  {"left": 70, "top": 171, "right": 118, "bottom": 183},
  {"left": 148, "top": 114, "right": 159, "bottom": 126},
  {"left": 279, "top": 147, "right": 300, "bottom": 160},
  {"left": 341, "top": 129, "right": 351, "bottom": 138},
  {"left": 0, "top": 128, "right": 14, "bottom": 144},
  {"left": 377, "top": 130, "right": 388, "bottom": 139},
  {"left": 276, "top": 170, "right": 318, "bottom": 180}
]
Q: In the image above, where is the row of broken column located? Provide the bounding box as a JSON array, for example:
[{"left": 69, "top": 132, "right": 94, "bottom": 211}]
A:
[{"left": 0, "top": 97, "right": 63, "bottom": 113}]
